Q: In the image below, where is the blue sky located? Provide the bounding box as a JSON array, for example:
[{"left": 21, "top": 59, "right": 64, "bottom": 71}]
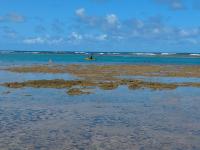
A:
[{"left": 1, "top": 0, "right": 200, "bottom": 52}]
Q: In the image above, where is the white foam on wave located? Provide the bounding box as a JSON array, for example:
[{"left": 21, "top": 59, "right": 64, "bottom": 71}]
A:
[
  {"left": 22, "top": 51, "right": 40, "bottom": 54},
  {"left": 74, "top": 51, "right": 86, "bottom": 54},
  {"left": 32, "top": 52, "right": 40, "bottom": 54},
  {"left": 161, "top": 53, "right": 177, "bottom": 55},
  {"left": 147, "top": 53, "right": 156, "bottom": 56},
  {"left": 135, "top": 53, "right": 156, "bottom": 56},
  {"left": 161, "top": 53, "right": 169, "bottom": 55},
  {"left": 190, "top": 53, "right": 200, "bottom": 56},
  {"left": 135, "top": 53, "right": 144, "bottom": 55}
]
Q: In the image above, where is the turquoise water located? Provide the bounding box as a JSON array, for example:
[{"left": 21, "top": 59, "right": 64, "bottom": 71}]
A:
[{"left": 1, "top": 52, "right": 200, "bottom": 65}]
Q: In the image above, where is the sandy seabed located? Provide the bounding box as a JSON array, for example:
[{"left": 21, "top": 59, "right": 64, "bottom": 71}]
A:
[{"left": 0, "top": 64, "right": 200, "bottom": 150}]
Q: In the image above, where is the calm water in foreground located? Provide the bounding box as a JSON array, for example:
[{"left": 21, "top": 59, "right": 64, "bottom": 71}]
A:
[{"left": 0, "top": 52, "right": 200, "bottom": 150}]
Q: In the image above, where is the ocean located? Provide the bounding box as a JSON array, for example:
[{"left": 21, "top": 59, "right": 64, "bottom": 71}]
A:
[
  {"left": 0, "top": 51, "right": 200, "bottom": 65},
  {"left": 0, "top": 51, "right": 200, "bottom": 149}
]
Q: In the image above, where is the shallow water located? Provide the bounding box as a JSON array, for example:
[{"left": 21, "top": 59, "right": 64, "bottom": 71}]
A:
[
  {"left": 0, "top": 71, "right": 77, "bottom": 84},
  {"left": 0, "top": 54, "right": 200, "bottom": 149},
  {"left": 118, "top": 75, "right": 200, "bottom": 83},
  {"left": 1, "top": 74, "right": 200, "bottom": 149}
]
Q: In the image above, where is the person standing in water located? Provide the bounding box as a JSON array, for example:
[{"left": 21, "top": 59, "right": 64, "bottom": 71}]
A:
[
  {"left": 89, "top": 55, "right": 93, "bottom": 60},
  {"left": 85, "top": 53, "right": 95, "bottom": 60}
]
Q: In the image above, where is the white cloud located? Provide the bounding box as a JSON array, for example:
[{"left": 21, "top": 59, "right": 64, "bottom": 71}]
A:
[
  {"left": 75, "top": 8, "right": 121, "bottom": 31},
  {"left": 152, "top": 28, "right": 161, "bottom": 34},
  {"left": 73, "top": 7, "right": 200, "bottom": 46},
  {"left": 75, "top": 8, "right": 85, "bottom": 18},
  {"left": 67, "top": 32, "right": 83, "bottom": 44},
  {"left": 23, "top": 37, "right": 45, "bottom": 44},
  {"left": 155, "top": 0, "right": 185, "bottom": 10},
  {"left": 96, "top": 34, "right": 108, "bottom": 41},
  {"left": 23, "top": 37, "right": 64, "bottom": 44},
  {"left": 178, "top": 28, "right": 200, "bottom": 38},
  {"left": 134, "top": 20, "right": 144, "bottom": 28},
  {"left": 49, "top": 38, "right": 64, "bottom": 44},
  {"left": 71, "top": 32, "right": 83, "bottom": 40},
  {"left": 106, "top": 14, "right": 118, "bottom": 25}
]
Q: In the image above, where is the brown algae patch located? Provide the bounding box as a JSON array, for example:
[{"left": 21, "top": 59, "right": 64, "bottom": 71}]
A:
[
  {"left": 3, "top": 79, "right": 96, "bottom": 89},
  {"left": 127, "top": 80, "right": 178, "bottom": 90},
  {"left": 67, "top": 88, "right": 92, "bottom": 96},
  {"left": 98, "top": 82, "right": 119, "bottom": 90},
  {"left": 5, "top": 64, "right": 200, "bottom": 78},
  {"left": 2, "top": 79, "right": 200, "bottom": 95},
  {"left": 3, "top": 64, "right": 200, "bottom": 95}
]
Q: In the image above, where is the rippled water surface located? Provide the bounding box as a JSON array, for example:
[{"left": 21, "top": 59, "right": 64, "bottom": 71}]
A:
[{"left": 0, "top": 62, "right": 200, "bottom": 149}]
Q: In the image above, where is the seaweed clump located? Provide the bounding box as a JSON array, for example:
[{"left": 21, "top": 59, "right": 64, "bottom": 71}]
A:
[
  {"left": 2, "top": 78, "right": 200, "bottom": 96},
  {"left": 98, "top": 82, "right": 119, "bottom": 90},
  {"left": 67, "top": 88, "right": 92, "bottom": 96},
  {"left": 143, "top": 82, "right": 178, "bottom": 90},
  {"left": 3, "top": 79, "right": 96, "bottom": 89},
  {"left": 128, "top": 80, "right": 178, "bottom": 90},
  {"left": 6, "top": 64, "right": 200, "bottom": 78}
]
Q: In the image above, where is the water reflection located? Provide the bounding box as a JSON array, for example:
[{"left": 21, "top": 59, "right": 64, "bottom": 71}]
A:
[{"left": 0, "top": 85, "right": 200, "bottom": 149}]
